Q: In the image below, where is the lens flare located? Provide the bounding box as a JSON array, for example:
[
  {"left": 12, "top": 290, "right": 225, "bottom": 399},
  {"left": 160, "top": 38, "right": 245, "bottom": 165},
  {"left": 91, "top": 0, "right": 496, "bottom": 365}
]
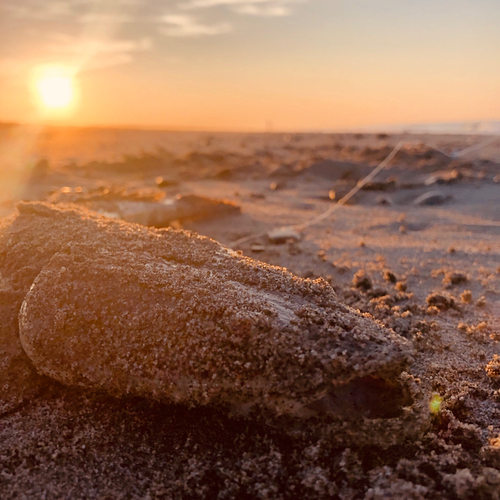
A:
[{"left": 429, "top": 394, "right": 443, "bottom": 414}]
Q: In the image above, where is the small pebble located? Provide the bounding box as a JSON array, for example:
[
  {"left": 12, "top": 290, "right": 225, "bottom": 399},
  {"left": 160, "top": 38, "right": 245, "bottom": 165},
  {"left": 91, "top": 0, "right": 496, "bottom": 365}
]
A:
[
  {"left": 267, "top": 227, "right": 301, "bottom": 244},
  {"left": 413, "top": 191, "right": 449, "bottom": 206},
  {"left": 269, "top": 181, "right": 285, "bottom": 191},
  {"left": 250, "top": 244, "right": 266, "bottom": 253},
  {"left": 376, "top": 196, "right": 391, "bottom": 206}
]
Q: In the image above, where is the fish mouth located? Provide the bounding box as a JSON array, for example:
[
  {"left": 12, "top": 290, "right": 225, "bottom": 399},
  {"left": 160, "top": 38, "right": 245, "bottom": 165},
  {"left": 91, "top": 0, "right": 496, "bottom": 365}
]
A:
[
  {"left": 255, "top": 371, "right": 429, "bottom": 447},
  {"left": 305, "top": 375, "right": 414, "bottom": 420}
]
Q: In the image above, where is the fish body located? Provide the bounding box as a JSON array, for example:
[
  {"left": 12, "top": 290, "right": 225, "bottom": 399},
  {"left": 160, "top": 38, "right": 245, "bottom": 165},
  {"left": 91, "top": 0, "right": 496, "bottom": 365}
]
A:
[{"left": 1, "top": 203, "right": 429, "bottom": 446}]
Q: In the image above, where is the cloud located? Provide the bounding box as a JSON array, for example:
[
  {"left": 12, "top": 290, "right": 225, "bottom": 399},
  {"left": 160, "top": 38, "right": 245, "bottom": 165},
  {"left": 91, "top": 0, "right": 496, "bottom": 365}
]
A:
[
  {"left": 160, "top": 15, "right": 232, "bottom": 37},
  {"left": 78, "top": 12, "right": 135, "bottom": 25},
  {"left": 1, "top": 1, "right": 74, "bottom": 20},
  {"left": 48, "top": 36, "right": 153, "bottom": 71},
  {"left": 0, "top": 35, "right": 152, "bottom": 80},
  {"left": 182, "top": 0, "right": 278, "bottom": 7},
  {"left": 179, "top": 0, "right": 302, "bottom": 17},
  {"left": 0, "top": 0, "right": 153, "bottom": 72},
  {"left": 232, "top": 4, "right": 291, "bottom": 16},
  {"left": 0, "top": 0, "right": 305, "bottom": 71},
  {"left": 0, "top": 0, "right": 141, "bottom": 23},
  {"left": 51, "top": 36, "right": 152, "bottom": 56}
]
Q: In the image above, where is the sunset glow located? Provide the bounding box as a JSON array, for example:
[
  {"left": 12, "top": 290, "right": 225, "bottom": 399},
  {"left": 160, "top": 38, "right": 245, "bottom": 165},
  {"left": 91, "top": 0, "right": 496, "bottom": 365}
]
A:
[
  {"left": 35, "top": 68, "right": 74, "bottom": 111},
  {"left": 0, "top": 0, "right": 498, "bottom": 130}
]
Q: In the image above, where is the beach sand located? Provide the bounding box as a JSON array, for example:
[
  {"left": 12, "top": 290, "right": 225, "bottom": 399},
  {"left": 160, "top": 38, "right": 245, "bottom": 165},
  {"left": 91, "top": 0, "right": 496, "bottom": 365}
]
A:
[{"left": 0, "top": 126, "right": 499, "bottom": 499}]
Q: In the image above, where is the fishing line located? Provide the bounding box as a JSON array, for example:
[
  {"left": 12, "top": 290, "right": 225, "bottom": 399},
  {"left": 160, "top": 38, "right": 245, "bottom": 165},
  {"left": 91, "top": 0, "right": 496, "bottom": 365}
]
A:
[
  {"left": 230, "top": 140, "right": 404, "bottom": 248},
  {"left": 229, "top": 134, "right": 499, "bottom": 248},
  {"left": 436, "top": 135, "right": 499, "bottom": 158}
]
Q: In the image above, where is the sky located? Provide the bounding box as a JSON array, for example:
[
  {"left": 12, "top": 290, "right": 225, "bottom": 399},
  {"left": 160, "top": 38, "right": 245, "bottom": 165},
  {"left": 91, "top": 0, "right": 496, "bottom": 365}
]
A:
[{"left": 0, "top": 0, "right": 499, "bottom": 131}]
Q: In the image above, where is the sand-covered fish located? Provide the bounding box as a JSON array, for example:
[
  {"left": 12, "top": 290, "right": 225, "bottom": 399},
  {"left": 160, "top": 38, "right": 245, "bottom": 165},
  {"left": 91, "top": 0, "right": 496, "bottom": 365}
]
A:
[{"left": 1, "top": 203, "right": 429, "bottom": 446}]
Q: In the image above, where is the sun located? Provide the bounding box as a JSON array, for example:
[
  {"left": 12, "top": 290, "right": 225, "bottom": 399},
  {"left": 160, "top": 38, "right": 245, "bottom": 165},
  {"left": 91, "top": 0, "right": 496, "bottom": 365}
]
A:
[{"left": 35, "top": 67, "right": 74, "bottom": 110}]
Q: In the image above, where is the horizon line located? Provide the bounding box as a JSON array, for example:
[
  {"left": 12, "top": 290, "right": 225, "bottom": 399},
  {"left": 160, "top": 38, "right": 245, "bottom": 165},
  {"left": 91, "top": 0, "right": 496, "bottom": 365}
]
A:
[{"left": 1, "top": 119, "right": 499, "bottom": 136}]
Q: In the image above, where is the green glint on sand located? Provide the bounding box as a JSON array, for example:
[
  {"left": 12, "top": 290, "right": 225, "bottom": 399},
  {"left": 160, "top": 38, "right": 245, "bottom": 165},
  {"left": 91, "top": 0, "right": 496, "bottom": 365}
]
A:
[{"left": 430, "top": 394, "right": 443, "bottom": 414}]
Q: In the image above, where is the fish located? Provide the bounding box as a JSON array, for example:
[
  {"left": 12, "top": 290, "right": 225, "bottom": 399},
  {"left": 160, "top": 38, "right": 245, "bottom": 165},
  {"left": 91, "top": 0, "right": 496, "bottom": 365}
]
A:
[{"left": 1, "top": 202, "right": 429, "bottom": 447}]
